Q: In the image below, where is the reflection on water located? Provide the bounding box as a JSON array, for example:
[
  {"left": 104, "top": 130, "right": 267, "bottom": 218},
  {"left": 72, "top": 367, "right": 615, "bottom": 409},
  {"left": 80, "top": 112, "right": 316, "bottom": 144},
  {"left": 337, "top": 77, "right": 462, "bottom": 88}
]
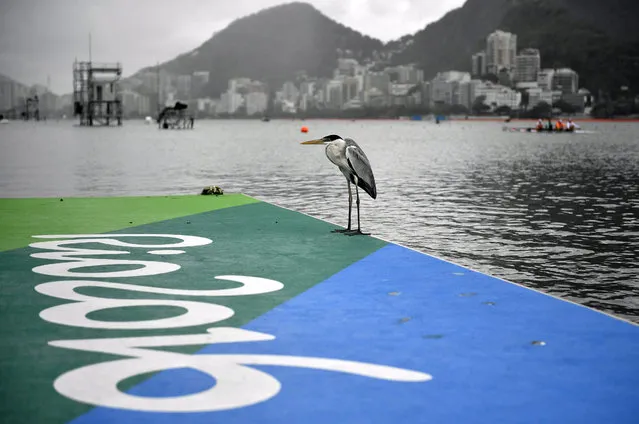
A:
[{"left": 1, "top": 119, "right": 638, "bottom": 322}]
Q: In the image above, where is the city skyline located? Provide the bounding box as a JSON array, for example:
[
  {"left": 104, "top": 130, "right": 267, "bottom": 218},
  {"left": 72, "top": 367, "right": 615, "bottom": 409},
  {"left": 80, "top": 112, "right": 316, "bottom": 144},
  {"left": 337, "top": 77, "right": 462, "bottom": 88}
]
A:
[
  {"left": 91, "top": 29, "right": 586, "bottom": 120},
  {"left": 0, "top": 28, "right": 588, "bottom": 121},
  {"left": 0, "top": 0, "right": 466, "bottom": 94}
]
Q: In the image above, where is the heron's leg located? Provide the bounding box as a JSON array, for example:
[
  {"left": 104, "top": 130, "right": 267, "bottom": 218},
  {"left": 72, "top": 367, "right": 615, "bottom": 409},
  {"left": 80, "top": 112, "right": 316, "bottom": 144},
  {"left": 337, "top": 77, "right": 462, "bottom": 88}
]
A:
[
  {"left": 332, "top": 180, "right": 352, "bottom": 233},
  {"left": 356, "top": 185, "right": 360, "bottom": 230},
  {"left": 346, "top": 185, "right": 370, "bottom": 236},
  {"left": 347, "top": 180, "right": 353, "bottom": 229}
]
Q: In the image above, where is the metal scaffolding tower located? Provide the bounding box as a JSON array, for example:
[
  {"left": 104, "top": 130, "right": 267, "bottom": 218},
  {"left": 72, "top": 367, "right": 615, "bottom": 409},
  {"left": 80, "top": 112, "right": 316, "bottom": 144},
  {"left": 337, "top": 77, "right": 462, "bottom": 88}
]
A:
[
  {"left": 73, "top": 60, "right": 123, "bottom": 126},
  {"left": 24, "top": 96, "right": 40, "bottom": 121}
]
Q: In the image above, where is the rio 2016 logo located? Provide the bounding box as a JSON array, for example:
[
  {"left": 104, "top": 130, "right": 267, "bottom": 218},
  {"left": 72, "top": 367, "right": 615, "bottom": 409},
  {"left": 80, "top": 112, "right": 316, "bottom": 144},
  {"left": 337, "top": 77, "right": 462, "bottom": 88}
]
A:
[{"left": 30, "top": 234, "right": 432, "bottom": 413}]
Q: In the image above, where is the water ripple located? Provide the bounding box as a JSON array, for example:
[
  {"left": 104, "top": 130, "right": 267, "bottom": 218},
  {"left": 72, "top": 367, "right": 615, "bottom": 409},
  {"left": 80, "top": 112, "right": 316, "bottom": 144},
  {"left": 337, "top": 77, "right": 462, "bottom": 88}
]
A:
[{"left": 1, "top": 119, "right": 638, "bottom": 322}]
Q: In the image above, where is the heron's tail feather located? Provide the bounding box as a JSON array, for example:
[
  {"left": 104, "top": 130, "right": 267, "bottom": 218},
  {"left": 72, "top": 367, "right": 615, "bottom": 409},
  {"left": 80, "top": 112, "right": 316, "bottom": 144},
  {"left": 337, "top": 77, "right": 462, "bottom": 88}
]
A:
[{"left": 357, "top": 179, "right": 377, "bottom": 199}]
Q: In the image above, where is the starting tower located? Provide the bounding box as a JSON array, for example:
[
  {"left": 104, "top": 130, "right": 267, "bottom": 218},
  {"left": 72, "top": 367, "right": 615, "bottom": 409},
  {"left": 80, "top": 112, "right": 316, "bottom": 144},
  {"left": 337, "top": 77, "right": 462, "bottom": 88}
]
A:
[{"left": 73, "top": 60, "right": 123, "bottom": 126}]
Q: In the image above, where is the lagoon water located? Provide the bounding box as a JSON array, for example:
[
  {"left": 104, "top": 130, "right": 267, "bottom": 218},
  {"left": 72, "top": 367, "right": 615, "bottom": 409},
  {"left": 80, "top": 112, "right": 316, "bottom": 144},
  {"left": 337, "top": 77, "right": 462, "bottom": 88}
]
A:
[{"left": 1, "top": 118, "right": 638, "bottom": 322}]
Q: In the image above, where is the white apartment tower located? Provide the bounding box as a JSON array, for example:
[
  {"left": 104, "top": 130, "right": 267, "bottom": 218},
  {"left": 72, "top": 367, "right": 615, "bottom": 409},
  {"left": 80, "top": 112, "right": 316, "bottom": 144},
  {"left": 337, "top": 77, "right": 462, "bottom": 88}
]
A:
[
  {"left": 552, "top": 68, "right": 579, "bottom": 94},
  {"left": 486, "top": 30, "right": 517, "bottom": 75},
  {"left": 515, "top": 48, "right": 541, "bottom": 83}
]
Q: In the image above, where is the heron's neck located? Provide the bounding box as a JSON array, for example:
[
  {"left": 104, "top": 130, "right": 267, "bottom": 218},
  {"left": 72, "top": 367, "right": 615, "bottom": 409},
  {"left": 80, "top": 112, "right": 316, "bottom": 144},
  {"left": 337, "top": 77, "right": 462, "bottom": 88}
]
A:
[{"left": 325, "top": 140, "right": 347, "bottom": 168}]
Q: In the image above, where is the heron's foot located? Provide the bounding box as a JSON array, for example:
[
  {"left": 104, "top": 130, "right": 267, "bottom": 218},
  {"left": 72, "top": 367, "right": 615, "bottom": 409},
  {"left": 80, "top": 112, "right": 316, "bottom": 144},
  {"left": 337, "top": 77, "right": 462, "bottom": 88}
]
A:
[
  {"left": 345, "top": 229, "right": 370, "bottom": 236},
  {"left": 331, "top": 228, "right": 352, "bottom": 233}
]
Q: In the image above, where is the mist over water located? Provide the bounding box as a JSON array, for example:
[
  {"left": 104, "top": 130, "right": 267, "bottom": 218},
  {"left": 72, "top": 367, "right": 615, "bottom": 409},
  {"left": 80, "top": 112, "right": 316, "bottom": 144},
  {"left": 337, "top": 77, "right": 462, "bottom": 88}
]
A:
[{"left": 1, "top": 119, "right": 638, "bottom": 322}]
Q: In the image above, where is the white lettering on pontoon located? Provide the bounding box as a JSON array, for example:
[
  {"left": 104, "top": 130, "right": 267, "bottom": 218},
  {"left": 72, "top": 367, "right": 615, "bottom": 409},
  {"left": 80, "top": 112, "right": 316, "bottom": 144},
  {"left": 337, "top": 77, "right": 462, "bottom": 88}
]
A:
[{"left": 30, "top": 234, "right": 431, "bottom": 413}]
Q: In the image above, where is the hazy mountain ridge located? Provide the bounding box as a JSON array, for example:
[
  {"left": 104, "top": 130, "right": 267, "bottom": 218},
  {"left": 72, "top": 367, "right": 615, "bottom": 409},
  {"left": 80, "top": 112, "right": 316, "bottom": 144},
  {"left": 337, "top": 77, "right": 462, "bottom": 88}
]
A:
[
  {"left": 391, "top": 0, "right": 639, "bottom": 92},
  {"left": 498, "top": 0, "right": 639, "bottom": 93},
  {"left": 555, "top": 0, "right": 639, "bottom": 42},
  {"left": 389, "top": 0, "right": 509, "bottom": 79},
  {"left": 0, "top": 73, "right": 28, "bottom": 87},
  {"left": 124, "top": 0, "right": 639, "bottom": 96},
  {"left": 145, "top": 2, "right": 384, "bottom": 96}
]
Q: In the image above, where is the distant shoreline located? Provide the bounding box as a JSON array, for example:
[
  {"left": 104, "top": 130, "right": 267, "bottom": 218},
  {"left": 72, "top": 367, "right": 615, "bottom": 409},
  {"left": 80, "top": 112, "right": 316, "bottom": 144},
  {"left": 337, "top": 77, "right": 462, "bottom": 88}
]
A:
[
  {"left": 447, "top": 117, "right": 639, "bottom": 123},
  {"left": 257, "top": 117, "right": 639, "bottom": 123},
  {"left": 10, "top": 116, "right": 639, "bottom": 124}
]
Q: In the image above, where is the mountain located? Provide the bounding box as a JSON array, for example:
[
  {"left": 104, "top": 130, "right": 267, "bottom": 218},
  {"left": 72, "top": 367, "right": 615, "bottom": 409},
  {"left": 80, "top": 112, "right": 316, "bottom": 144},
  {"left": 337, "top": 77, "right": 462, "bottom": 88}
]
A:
[
  {"left": 132, "top": 0, "right": 638, "bottom": 98},
  {"left": 0, "top": 74, "right": 53, "bottom": 95},
  {"left": 391, "top": 0, "right": 639, "bottom": 94},
  {"left": 388, "top": 0, "right": 509, "bottom": 79},
  {"left": 0, "top": 73, "right": 28, "bottom": 88},
  {"left": 556, "top": 0, "right": 639, "bottom": 42},
  {"left": 139, "top": 2, "right": 383, "bottom": 96},
  {"left": 497, "top": 0, "right": 639, "bottom": 94}
]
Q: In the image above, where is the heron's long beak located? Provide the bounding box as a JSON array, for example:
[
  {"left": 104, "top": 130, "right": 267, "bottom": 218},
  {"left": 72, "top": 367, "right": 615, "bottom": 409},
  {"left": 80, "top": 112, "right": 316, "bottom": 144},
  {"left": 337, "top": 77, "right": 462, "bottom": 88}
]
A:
[{"left": 301, "top": 139, "right": 324, "bottom": 145}]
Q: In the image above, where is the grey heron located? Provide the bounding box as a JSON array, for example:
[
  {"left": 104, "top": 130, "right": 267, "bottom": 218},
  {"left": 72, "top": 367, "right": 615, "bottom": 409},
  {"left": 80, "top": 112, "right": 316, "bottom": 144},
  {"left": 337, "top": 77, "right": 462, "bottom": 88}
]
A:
[{"left": 301, "top": 134, "right": 377, "bottom": 235}]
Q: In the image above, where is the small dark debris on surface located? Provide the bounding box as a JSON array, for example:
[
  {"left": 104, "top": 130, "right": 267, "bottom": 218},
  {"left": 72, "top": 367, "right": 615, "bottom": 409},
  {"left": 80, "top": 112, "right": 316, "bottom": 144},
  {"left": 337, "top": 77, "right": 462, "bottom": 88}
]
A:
[
  {"left": 459, "top": 292, "right": 478, "bottom": 297},
  {"left": 201, "top": 186, "right": 224, "bottom": 196},
  {"left": 482, "top": 301, "right": 496, "bottom": 306},
  {"left": 422, "top": 334, "right": 444, "bottom": 339},
  {"left": 398, "top": 317, "right": 411, "bottom": 324},
  {"left": 275, "top": 220, "right": 278, "bottom": 224},
  {"left": 388, "top": 291, "right": 401, "bottom": 296},
  {"left": 60, "top": 198, "right": 64, "bottom": 202},
  {"left": 129, "top": 221, "right": 133, "bottom": 224},
  {"left": 186, "top": 220, "right": 191, "bottom": 224}
]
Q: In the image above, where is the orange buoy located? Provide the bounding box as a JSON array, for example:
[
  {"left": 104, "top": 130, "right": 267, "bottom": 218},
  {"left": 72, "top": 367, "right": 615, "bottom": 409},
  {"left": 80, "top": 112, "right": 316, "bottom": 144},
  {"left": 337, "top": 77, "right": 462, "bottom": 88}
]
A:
[{"left": 301, "top": 126, "right": 309, "bottom": 133}]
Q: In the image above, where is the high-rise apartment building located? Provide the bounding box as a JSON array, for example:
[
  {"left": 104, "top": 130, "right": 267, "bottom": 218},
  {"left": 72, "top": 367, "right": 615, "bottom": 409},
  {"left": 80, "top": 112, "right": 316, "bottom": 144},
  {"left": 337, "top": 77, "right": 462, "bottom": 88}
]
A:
[
  {"left": 552, "top": 68, "right": 579, "bottom": 94},
  {"left": 486, "top": 30, "right": 517, "bottom": 74},
  {"left": 471, "top": 52, "right": 487, "bottom": 76},
  {"left": 515, "top": 48, "right": 541, "bottom": 83}
]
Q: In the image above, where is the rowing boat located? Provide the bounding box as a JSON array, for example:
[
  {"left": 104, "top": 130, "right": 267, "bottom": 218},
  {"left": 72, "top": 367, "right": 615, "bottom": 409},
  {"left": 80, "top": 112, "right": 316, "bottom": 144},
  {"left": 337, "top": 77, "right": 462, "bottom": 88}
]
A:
[{"left": 502, "top": 126, "right": 594, "bottom": 134}]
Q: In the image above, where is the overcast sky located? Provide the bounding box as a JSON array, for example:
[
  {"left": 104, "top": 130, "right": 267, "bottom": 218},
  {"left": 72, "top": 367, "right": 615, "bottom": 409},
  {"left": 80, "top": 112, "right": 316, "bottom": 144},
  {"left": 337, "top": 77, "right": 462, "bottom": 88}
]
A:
[{"left": 0, "top": 0, "right": 466, "bottom": 94}]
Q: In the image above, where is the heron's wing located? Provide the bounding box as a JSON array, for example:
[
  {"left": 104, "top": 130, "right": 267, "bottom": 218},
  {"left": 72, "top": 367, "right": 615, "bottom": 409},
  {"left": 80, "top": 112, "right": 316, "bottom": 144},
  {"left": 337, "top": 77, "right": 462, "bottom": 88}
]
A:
[{"left": 345, "top": 144, "right": 377, "bottom": 199}]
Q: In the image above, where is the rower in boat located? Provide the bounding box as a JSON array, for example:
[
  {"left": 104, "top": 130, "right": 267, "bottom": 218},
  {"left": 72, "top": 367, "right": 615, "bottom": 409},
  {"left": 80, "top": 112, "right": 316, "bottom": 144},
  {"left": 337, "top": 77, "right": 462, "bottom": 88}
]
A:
[
  {"left": 506, "top": 118, "right": 586, "bottom": 134},
  {"left": 546, "top": 118, "right": 553, "bottom": 132}
]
